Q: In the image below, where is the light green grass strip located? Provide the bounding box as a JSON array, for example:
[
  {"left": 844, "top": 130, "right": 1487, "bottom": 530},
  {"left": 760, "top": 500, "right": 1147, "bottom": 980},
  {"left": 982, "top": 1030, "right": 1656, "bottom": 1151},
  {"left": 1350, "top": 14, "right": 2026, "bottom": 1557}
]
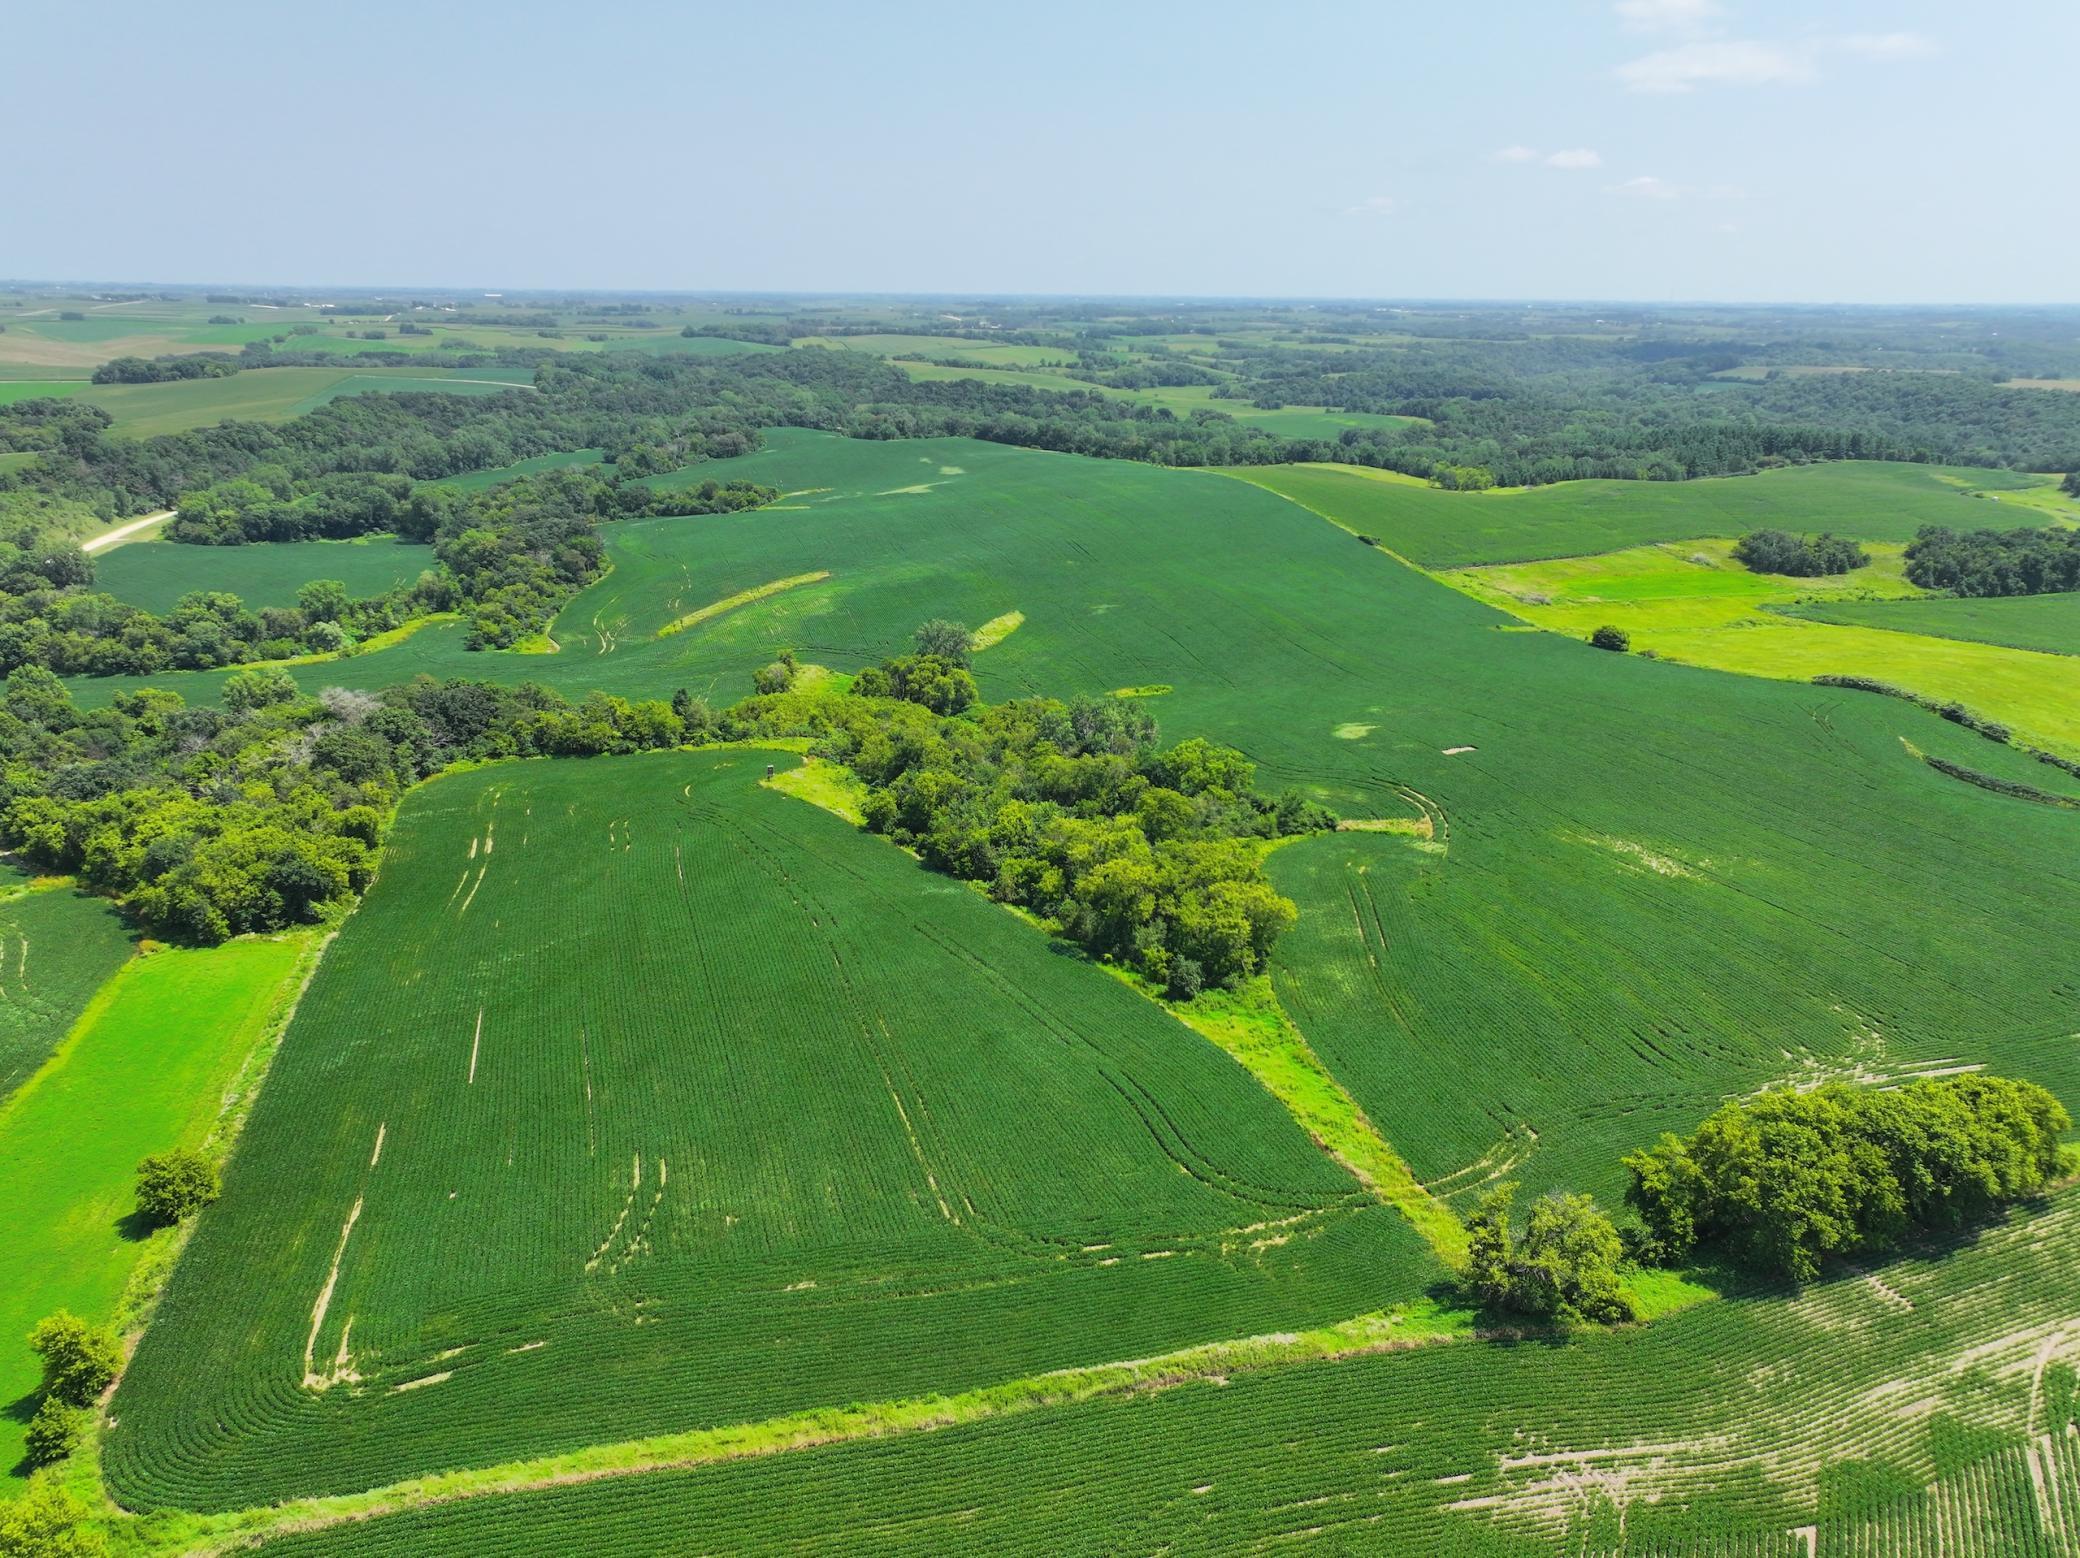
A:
[
  {"left": 969, "top": 610, "right": 1024, "bottom": 651},
  {"left": 107, "top": 1303, "right": 1470, "bottom": 1554},
  {"left": 655, "top": 571, "right": 830, "bottom": 638},
  {"left": 1161, "top": 977, "right": 1469, "bottom": 1267},
  {"left": 0, "top": 935, "right": 315, "bottom": 1484}
]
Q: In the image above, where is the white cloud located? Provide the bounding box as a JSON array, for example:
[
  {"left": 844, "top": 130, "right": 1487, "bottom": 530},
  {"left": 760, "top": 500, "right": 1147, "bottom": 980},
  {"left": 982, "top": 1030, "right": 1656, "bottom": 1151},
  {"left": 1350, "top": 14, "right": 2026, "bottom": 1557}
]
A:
[
  {"left": 1613, "top": 0, "right": 1723, "bottom": 33},
  {"left": 1617, "top": 31, "right": 1939, "bottom": 92},
  {"left": 1836, "top": 31, "right": 1939, "bottom": 60},
  {"left": 1491, "top": 146, "right": 1602, "bottom": 170},
  {"left": 1342, "top": 194, "right": 1398, "bottom": 218},
  {"left": 1612, "top": 174, "right": 1685, "bottom": 200}
]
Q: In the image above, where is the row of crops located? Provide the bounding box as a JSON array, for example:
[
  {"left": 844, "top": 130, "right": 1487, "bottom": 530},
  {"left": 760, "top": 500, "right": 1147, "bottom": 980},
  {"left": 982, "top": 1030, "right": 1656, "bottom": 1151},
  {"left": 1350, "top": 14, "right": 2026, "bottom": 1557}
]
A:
[
  {"left": 105, "top": 750, "right": 1434, "bottom": 1510},
  {"left": 0, "top": 885, "right": 134, "bottom": 1102},
  {"left": 249, "top": 1186, "right": 2080, "bottom": 1554}
]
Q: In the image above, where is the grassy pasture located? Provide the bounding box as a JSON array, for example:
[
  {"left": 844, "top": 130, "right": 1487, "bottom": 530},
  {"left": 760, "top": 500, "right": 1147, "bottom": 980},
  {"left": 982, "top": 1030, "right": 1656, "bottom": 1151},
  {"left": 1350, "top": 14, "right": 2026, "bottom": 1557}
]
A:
[
  {"left": 0, "top": 935, "right": 310, "bottom": 1483},
  {"left": 107, "top": 750, "right": 1425, "bottom": 1509},
  {"left": 1449, "top": 541, "right": 2080, "bottom": 756},
  {"left": 0, "top": 380, "right": 89, "bottom": 405},
  {"left": 1231, "top": 460, "right": 2063, "bottom": 568},
  {"left": 70, "top": 367, "right": 531, "bottom": 438},
  {"left": 0, "top": 886, "right": 134, "bottom": 1102},
  {"left": 246, "top": 1184, "right": 2080, "bottom": 1554},
  {"left": 92, "top": 537, "right": 434, "bottom": 615},
  {"left": 68, "top": 431, "right": 2080, "bottom": 1224},
  {"left": 1783, "top": 591, "right": 2080, "bottom": 657}
]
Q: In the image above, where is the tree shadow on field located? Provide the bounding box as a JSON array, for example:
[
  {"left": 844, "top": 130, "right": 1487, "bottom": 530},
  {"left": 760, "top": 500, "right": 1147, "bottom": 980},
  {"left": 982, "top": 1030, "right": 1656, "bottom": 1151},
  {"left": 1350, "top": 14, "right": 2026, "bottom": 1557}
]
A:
[
  {"left": 113, "top": 1207, "right": 160, "bottom": 1243},
  {"left": 5, "top": 1387, "right": 41, "bottom": 1479}
]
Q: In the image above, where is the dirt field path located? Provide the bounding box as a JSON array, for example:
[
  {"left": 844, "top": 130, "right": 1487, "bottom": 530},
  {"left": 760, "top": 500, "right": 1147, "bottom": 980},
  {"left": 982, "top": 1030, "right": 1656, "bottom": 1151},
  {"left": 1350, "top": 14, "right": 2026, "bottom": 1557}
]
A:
[{"left": 82, "top": 509, "right": 175, "bottom": 553}]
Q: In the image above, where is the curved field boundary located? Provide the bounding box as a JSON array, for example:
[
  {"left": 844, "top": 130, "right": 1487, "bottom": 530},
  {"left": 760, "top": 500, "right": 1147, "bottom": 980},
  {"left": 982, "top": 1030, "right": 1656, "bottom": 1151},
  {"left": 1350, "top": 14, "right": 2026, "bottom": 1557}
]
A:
[{"left": 654, "top": 571, "right": 830, "bottom": 638}]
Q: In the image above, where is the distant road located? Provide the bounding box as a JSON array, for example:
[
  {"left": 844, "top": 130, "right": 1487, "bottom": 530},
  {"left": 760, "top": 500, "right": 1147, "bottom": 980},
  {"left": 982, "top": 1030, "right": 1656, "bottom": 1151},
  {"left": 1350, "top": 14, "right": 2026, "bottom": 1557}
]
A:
[{"left": 82, "top": 509, "right": 175, "bottom": 553}]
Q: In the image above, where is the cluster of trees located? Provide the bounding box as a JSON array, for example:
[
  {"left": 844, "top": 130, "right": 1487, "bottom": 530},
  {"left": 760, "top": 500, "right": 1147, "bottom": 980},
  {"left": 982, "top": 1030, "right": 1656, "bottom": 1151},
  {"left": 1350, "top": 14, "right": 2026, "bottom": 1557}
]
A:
[
  {"left": 1623, "top": 1075, "right": 2070, "bottom": 1282},
  {"left": 728, "top": 624, "right": 1334, "bottom": 997},
  {"left": 21, "top": 1311, "right": 121, "bottom": 1468},
  {"left": 0, "top": 665, "right": 714, "bottom": 943},
  {"left": 1465, "top": 1185, "right": 1634, "bottom": 1323},
  {"left": 1732, "top": 529, "right": 1869, "bottom": 576},
  {"left": 90, "top": 353, "right": 240, "bottom": 385},
  {"left": 0, "top": 465, "right": 775, "bottom": 676},
  {"left": 1903, "top": 524, "right": 2080, "bottom": 596}
]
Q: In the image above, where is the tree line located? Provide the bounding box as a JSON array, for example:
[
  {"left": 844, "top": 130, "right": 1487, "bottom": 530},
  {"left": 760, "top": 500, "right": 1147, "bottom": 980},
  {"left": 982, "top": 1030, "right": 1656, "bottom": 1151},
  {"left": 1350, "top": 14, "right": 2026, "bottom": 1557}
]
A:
[{"left": 1904, "top": 524, "right": 2080, "bottom": 596}]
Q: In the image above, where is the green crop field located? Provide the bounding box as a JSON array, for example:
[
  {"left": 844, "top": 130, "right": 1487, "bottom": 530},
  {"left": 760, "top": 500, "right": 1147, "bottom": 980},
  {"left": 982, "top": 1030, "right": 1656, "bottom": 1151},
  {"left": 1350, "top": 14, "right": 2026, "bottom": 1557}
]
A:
[
  {"left": 1783, "top": 591, "right": 2080, "bottom": 657},
  {"left": 1231, "top": 460, "right": 2058, "bottom": 568},
  {"left": 0, "top": 380, "right": 89, "bottom": 405},
  {"left": 107, "top": 750, "right": 1425, "bottom": 1509},
  {"left": 0, "top": 934, "right": 311, "bottom": 1478},
  {"left": 68, "top": 366, "right": 534, "bottom": 438},
  {"left": 93, "top": 536, "right": 435, "bottom": 614},
  {"left": 0, "top": 885, "right": 134, "bottom": 1101},
  {"left": 246, "top": 1184, "right": 2080, "bottom": 1554}
]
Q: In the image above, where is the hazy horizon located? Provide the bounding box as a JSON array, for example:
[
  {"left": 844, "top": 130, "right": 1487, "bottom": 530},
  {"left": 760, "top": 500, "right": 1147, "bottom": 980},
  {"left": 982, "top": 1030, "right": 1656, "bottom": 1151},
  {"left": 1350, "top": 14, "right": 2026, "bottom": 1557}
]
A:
[{"left": 6, "top": 0, "right": 2073, "bottom": 305}]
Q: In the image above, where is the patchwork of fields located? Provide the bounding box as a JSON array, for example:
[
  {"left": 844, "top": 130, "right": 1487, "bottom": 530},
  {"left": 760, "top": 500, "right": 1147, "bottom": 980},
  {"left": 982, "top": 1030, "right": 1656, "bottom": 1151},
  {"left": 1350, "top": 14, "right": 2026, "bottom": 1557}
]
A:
[
  {"left": 14, "top": 428, "right": 2079, "bottom": 1550},
  {"left": 0, "top": 884, "right": 133, "bottom": 1101}
]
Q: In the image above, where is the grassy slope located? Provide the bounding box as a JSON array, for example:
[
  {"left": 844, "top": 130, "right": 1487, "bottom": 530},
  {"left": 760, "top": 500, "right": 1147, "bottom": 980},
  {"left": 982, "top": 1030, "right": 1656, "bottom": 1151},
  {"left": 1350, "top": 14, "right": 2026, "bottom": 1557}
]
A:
[
  {"left": 1783, "top": 590, "right": 2080, "bottom": 657},
  {"left": 254, "top": 1184, "right": 2080, "bottom": 1555},
  {"left": 1230, "top": 460, "right": 2061, "bottom": 568},
  {"left": 426, "top": 448, "right": 607, "bottom": 493},
  {"left": 0, "top": 886, "right": 135, "bottom": 1102},
  {"left": 92, "top": 537, "right": 434, "bottom": 616},
  {"left": 0, "top": 935, "right": 310, "bottom": 1482},
  {"left": 107, "top": 750, "right": 1425, "bottom": 1510},
  {"left": 72, "top": 368, "right": 529, "bottom": 438},
  {"left": 1443, "top": 539, "right": 2080, "bottom": 757}
]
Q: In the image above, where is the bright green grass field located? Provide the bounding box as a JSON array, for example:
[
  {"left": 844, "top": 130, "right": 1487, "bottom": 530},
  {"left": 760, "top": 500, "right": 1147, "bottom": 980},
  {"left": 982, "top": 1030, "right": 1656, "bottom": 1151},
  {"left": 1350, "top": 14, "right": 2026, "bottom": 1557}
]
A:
[
  {"left": 1446, "top": 541, "right": 2080, "bottom": 757},
  {"left": 73, "top": 430, "right": 2080, "bottom": 1276},
  {"left": 92, "top": 537, "right": 435, "bottom": 615},
  {"left": 0, "top": 886, "right": 134, "bottom": 1101},
  {"left": 1232, "top": 460, "right": 2058, "bottom": 568},
  {"left": 72, "top": 367, "right": 530, "bottom": 438},
  {"left": 1784, "top": 591, "right": 2080, "bottom": 657},
  {"left": 255, "top": 1184, "right": 2080, "bottom": 1554},
  {"left": 0, "top": 381, "right": 89, "bottom": 406},
  {"left": 0, "top": 935, "right": 309, "bottom": 1480},
  {"left": 107, "top": 750, "right": 1425, "bottom": 1511}
]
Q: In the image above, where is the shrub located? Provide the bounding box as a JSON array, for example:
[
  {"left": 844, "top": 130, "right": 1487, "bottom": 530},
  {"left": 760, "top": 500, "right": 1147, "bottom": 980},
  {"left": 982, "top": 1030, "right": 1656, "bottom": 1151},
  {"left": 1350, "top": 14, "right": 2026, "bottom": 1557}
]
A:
[
  {"left": 135, "top": 1148, "right": 220, "bottom": 1224},
  {"left": 28, "top": 1311, "right": 121, "bottom": 1407},
  {"left": 1589, "top": 624, "right": 1630, "bottom": 652},
  {"left": 751, "top": 660, "right": 796, "bottom": 696},
  {"left": 23, "top": 1398, "right": 86, "bottom": 1466},
  {"left": 0, "top": 1479, "right": 107, "bottom": 1557}
]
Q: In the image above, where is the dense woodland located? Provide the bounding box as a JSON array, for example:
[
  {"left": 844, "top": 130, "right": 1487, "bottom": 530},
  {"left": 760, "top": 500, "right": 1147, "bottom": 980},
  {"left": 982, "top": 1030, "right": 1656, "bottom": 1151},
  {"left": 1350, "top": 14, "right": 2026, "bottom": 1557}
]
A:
[
  {"left": 1903, "top": 524, "right": 2080, "bottom": 596},
  {"left": 1732, "top": 529, "right": 1868, "bottom": 577}
]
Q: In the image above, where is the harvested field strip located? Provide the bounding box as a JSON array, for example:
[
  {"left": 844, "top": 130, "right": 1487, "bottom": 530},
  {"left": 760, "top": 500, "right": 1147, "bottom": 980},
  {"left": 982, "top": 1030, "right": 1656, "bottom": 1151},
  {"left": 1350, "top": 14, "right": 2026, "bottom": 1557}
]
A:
[
  {"left": 655, "top": 571, "right": 831, "bottom": 637},
  {"left": 0, "top": 935, "right": 314, "bottom": 1479}
]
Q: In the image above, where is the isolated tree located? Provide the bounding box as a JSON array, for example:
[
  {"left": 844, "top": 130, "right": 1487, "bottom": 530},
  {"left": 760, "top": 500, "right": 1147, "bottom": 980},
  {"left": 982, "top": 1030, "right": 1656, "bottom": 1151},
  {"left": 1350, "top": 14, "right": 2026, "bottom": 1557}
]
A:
[
  {"left": 23, "top": 1398, "right": 86, "bottom": 1467},
  {"left": 1589, "top": 625, "right": 1630, "bottom": 652},
  {"left": 751, "top": 660, "right": 796, "bottom": 696},
  {"left": 296, "top": 578, "right": 351, "bottom": 624},
  {"left": 1463, "top": 1185, "right": 1634, "bottom": 1323},
  {"left": 135, "top": 1148, "right": 220, "bottom": 1225},
  {"left": 221, "top": 665, "right": 300, "bottom": 713},
  {"left": 913, "top": 618, "right": 973, "bottom": 666},
  {"left": 28, "top": 1312, "right": 121, "bottom": 1407}
]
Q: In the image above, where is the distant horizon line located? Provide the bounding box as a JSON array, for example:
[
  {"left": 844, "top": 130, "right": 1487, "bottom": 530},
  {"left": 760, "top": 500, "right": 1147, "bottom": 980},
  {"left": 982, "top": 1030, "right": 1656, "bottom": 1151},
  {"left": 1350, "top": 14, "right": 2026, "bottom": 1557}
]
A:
[{"left": 5, "top": 280, "right": 2079, "bottom": 312}]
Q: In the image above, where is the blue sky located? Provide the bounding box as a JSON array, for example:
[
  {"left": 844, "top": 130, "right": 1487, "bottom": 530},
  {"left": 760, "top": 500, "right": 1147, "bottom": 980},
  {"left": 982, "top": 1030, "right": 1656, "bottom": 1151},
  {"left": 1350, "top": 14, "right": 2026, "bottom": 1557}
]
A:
[{"left": 3, "top": 0, "right": 2069, "bottom": 302}]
